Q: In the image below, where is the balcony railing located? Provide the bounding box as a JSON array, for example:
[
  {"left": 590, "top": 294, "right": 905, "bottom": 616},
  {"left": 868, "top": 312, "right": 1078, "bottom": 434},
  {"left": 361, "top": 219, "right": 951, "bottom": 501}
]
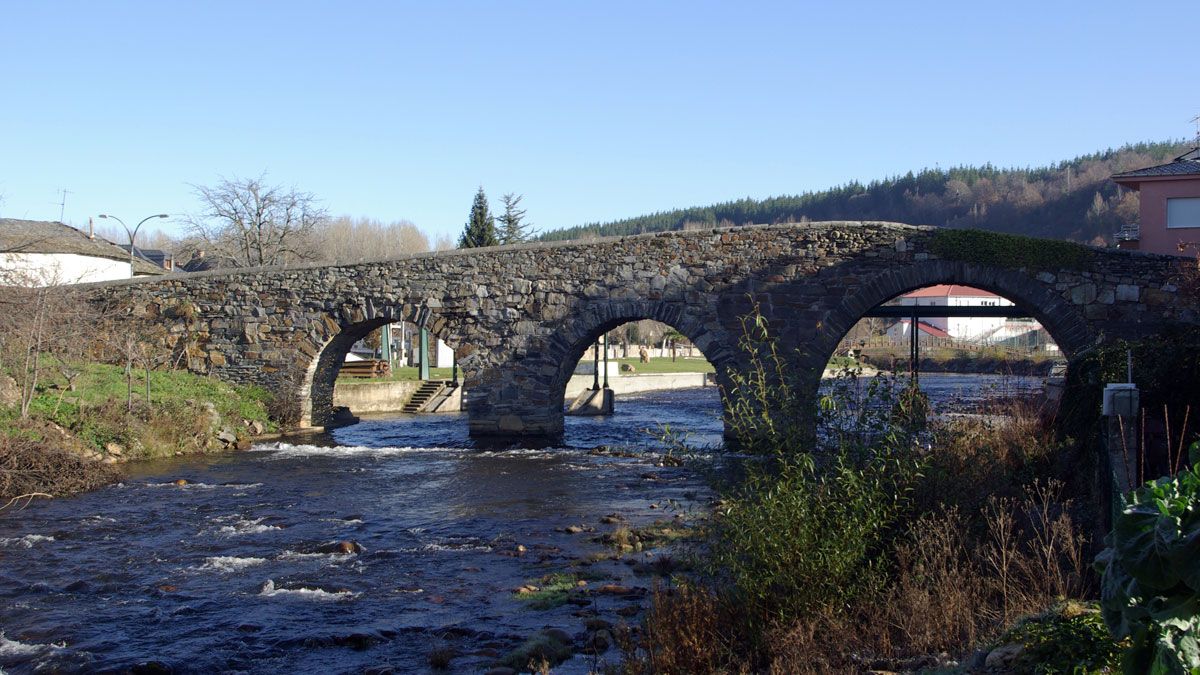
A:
[{"left": 1117, "top": 222, "right": 1140, "bottom": 241}]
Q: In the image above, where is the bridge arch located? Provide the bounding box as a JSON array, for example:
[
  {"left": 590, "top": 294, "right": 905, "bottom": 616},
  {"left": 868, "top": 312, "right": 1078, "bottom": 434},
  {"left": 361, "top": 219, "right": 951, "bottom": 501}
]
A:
[
  {"left": 301, "top": 300, "right": 477, "bottom": 427},
  {"left": 467, "top": 299, "right": 738, "bottom": 438},
  {"left": 792, "top": 259, "right": 1094, "bottom": 401}
]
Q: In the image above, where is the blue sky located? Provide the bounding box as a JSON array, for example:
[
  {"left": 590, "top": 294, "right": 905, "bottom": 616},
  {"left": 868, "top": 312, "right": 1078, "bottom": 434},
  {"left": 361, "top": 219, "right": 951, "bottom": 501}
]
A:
[{"left": 1, "top": 1, "right": 1196, "bottom": 243}]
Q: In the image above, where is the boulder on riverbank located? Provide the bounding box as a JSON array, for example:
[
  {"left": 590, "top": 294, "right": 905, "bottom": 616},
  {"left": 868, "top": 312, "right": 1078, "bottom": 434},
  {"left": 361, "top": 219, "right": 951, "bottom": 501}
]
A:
[{"left": 0, "top": 375, "right": 19, "bottom": 407}]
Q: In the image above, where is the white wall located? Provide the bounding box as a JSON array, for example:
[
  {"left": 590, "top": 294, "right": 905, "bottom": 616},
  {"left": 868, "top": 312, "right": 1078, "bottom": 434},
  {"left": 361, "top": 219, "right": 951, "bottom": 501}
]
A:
[
  {"left": 434, "top": 339, "right": 454, "bottom": 367},
  {"left": 0, "top": 252, "right": 131, "bottom": 285},
  {"left": 896, "top": 293, "right": 1014, "bottom": 339}
]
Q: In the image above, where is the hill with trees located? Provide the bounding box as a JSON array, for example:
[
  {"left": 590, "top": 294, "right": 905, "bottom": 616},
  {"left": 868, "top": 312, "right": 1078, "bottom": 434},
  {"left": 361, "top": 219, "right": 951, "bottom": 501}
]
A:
[{"left": 538, "top": 140, "right": 1192, "bottom": 244}]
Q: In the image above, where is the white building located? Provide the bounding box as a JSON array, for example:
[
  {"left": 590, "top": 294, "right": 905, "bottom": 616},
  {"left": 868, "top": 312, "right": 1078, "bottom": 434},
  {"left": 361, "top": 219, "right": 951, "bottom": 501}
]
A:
[
  {"left": 0, "top": 219, "right": 164, "bottom": 285},
  {"left": 881, "top": 284, "right": 1056, "bottom": 351},
  {"left": 889, "top": 285, "right": 1012, "bottom": 340}
]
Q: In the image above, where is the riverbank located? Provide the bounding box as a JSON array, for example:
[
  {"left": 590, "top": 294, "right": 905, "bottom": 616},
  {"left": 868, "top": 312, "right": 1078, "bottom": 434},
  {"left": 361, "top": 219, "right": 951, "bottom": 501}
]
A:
[
  {"left": 332, "top": 371, "right": 719, "bottom": 414},
  {"left": 0, "top": 362, "right": 276, "bottom": 502},
  {"left": 625, "top": 389, "right": 1116, "bottom": 673},
  {"left": 857, "top": 349, "right": 1062, "bottom": 376}
]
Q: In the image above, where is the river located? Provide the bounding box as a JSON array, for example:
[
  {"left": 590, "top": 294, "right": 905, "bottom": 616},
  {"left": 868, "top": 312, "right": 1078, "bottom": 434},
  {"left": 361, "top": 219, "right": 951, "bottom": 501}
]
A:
[{"left": 0, "top": 374, "right": 1041, "bottom": 674}]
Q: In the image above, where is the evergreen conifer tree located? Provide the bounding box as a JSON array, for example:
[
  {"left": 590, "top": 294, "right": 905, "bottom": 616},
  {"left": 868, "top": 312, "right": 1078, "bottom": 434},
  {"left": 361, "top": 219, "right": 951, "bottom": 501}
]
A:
[
  {"left": 458, "top": 187, "right": 498, "bottom": 248},
  {"left": 497, "top": 193, "right": 534, "bottom": 245}
]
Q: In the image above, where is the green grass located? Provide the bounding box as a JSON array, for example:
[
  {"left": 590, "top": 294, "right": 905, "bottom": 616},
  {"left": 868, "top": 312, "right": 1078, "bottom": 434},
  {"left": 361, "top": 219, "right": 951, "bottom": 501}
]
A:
[
  {"left": 337, "top": 366, "right": 455, "bottom": 384},
  {"left": 615, "top": 357, "right": 714, "bottom": 374},
  {"left": 513, "top": 571, "right": 607, "bottom": 610},
  {"left": 29, "top": 361, "right": 271, "bottom": 426},
  {"left": 6, "top": 359, "right": 274, "bottom": 458}
]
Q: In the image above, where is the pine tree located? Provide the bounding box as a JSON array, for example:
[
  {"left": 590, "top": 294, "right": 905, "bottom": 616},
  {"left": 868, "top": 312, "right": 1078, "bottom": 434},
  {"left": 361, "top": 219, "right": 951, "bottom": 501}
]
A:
[
  {"left": 458, "top": 187, "right": 498, "bottom": 248},
  {"left": 497, "top": 193, "right": 534, "bottom": 245}
]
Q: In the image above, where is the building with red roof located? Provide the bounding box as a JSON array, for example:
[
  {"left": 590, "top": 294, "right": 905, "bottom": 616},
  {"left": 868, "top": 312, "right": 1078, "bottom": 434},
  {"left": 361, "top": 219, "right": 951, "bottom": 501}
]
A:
[{"left": 888, "top": 284, "right": 1012, "bottom": 339}]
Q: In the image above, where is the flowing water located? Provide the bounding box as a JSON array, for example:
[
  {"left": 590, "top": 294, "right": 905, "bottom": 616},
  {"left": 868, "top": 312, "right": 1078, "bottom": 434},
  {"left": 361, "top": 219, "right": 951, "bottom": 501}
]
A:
[{"left": 0, "top": 374, "right": 1042, "bottom": 674}]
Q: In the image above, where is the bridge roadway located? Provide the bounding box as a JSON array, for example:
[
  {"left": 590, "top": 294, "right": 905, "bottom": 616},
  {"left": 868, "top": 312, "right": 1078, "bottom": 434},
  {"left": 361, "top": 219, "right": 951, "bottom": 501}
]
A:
[{"left": 89, "top": 222, "right": 1193, "bottom": 438}]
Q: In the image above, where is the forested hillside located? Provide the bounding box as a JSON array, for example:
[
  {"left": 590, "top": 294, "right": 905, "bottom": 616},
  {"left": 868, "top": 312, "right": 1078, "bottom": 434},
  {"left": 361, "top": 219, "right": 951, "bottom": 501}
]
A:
[{"left": 540, "top": 141, "right": 1191, "bottom": 244}]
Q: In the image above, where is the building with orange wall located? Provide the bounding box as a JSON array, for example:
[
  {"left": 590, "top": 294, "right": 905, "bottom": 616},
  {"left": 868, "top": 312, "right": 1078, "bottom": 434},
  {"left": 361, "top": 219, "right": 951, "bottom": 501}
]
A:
[{"left": 1112, "top": 147, "right": 1200, "bottom": 256}]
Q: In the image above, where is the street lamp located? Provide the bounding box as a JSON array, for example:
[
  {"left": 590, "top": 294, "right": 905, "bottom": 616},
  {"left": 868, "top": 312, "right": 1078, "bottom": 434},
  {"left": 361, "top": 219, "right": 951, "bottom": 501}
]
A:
[{"left": 99, "top": 213, "right": 169, "bottom": 276}]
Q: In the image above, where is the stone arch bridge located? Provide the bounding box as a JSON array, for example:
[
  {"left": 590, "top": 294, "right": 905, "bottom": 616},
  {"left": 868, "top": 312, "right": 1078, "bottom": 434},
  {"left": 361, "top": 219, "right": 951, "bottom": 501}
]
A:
[{"left": 91, "top": 222, "right": 1194, "bottom": 439}]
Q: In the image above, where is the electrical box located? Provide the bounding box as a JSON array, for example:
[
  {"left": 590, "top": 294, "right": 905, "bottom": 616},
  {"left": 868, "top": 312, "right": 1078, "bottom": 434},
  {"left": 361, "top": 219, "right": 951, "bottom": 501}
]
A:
[{"left": 1102, "top": 383, "right": 1139, "bottom": 417}]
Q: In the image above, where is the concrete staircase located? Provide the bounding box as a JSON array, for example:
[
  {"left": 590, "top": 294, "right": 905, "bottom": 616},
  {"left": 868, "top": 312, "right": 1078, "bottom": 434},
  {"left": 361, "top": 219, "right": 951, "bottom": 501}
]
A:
[{"left": 402, "top": 380, "right": 457, "bottom": 414}]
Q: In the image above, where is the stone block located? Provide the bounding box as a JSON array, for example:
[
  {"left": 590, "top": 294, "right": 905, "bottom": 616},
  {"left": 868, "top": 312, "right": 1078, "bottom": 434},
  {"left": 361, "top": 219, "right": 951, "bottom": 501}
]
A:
[
  {"left": 1070, "top": 283, "right": 1097, "bottom": 305},
  {"left": 1143, "top": 288, "right": 1171, "bottom": 306},
  {"left": 1115, "top": 284, "right": 1139, "bottom": 302},
  {"left": 497, "top": 415, "right": 525, "bottom": 432}
]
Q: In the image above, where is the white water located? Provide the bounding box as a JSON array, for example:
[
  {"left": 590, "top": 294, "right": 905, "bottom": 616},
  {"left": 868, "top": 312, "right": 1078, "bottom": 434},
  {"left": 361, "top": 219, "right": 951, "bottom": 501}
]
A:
[
  {"left": 0, "top": 535, "right": 54, "bottom": 549},
  {"left": 258, "top": 580, "right": 360, "bottom": 601},
  {"left": 198, "top": 556, "right": 269, "bottom": 572}
]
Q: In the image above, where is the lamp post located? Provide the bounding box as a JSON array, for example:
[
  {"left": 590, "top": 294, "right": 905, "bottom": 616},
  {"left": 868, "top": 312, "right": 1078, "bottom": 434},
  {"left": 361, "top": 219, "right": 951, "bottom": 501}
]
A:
[{"left": 98, "top": 213, "right": 169, "bottom": 276}]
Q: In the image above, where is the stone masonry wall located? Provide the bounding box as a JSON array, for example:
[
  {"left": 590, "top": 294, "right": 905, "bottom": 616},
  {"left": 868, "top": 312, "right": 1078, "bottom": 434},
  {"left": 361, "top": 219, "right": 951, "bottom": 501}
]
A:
[{"left": 88, "top": 222, "right": 1194, "bottom": 438}]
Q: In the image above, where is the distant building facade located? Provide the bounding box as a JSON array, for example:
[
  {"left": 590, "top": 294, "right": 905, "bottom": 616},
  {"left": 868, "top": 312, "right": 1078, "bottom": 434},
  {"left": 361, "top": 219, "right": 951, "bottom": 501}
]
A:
[
  {"left": 118, "top": 244, "right": 175, "bottom": 271},
  {"left": 1112, "top": 147, "right": 1200, "bottom": 256},
  {"left": 883, "top": 284, "right": 1055, "bottom": 350},
  {"left": 0, "top": 219, "right": 164, "bottom": 285},
  {"left": 889, "top": 284, "right": 1012, "bottom": 339}
]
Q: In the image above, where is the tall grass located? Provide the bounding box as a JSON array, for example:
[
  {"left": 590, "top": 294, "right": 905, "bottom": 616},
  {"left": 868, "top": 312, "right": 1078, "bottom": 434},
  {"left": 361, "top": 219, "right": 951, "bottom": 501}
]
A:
[{"left": 623, "top": 308, "right": 1099, "bottom": 673}]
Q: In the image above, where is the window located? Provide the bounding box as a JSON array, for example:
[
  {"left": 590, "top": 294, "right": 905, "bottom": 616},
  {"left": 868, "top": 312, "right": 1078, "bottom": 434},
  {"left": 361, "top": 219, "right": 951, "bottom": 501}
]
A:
[{"left": 1167, "top": 197, "right": 1200, "bottom": 229}]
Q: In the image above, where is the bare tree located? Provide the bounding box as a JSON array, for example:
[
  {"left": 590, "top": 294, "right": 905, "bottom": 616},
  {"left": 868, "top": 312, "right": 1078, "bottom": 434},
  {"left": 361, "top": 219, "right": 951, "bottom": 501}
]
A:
[
  {"left": 0, "top": 267, "right": 96, "bottom": 419},
  {"left": 314, "top": 216, "right": 431, "bottom": 262},
  {"left": 94, "top": 224, "right": 180, "bottom": 256},
  {"left": 185, "top": 175, "right": 328, "bottom": 267}
]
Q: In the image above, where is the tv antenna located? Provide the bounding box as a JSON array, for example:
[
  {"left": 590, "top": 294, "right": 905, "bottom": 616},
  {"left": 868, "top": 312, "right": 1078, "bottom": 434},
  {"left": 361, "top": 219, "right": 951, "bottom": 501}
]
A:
[
  {"left": 1191, "top": 114, "right": 1200, "bottom": 148},
  {"left": 57, "top": 188, "right": 73, "bottom": 222}
]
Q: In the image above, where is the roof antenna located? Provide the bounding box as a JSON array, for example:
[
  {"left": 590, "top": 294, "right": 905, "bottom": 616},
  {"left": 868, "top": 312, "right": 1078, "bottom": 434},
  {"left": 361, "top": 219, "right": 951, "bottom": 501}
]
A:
[{"left": 57, "top": 188, "right": 72, "bottom": 223}]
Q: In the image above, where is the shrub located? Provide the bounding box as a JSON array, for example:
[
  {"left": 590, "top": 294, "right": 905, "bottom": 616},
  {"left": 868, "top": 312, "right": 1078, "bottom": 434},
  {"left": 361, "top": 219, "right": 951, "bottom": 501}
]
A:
[
  {"left": 709, "top": 446, "right": 921, "bottom": 638},
  {"left": 1058, "top": 326, "right": 1200, "bottom": 459},
  {"left": 634, "top": 304, "right": 1098, "bottom": 672},
  {"left": 996, "top": 601, "right": 1122, "bottom": 674},
  {"left": 722, "top": 306, "right": 815, "bottom": 455},
  {"left": 623, "top": 584, "right": 746, "bottom": 674},
  {"left": 929, "top": 228, "right": 1095, "bottom": 271},
  {"left": 0, "top": 429, "right": 121, "bottom": 500},
  {"left": 1094, "top": 443, "right": 1200, "bottom": 675},
  {"left": 265, "top": 365, "right": 306, "bottom": 430}
]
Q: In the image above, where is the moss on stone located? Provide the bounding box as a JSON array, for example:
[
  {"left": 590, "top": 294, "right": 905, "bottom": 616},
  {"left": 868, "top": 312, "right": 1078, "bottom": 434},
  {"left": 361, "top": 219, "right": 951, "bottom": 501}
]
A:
[{"left": 930, "top": 228, "right": 1094, "bottom": 271}]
